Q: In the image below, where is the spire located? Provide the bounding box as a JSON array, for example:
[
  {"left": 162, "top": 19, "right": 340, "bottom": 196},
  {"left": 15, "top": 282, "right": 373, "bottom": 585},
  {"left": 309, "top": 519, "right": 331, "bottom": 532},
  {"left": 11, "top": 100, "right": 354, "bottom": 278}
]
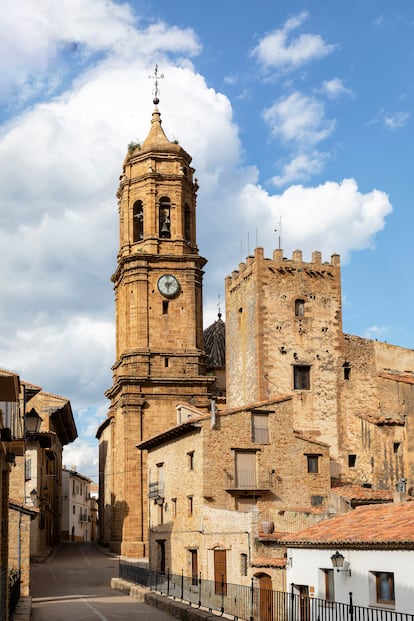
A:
[{"left": 142, "top": 64, "right": 170, "bottom": 149}]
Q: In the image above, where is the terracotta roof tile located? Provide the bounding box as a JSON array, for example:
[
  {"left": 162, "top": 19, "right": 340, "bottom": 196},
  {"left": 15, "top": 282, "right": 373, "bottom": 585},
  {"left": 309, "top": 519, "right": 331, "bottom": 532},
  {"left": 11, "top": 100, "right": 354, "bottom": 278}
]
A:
[
  {"left": 330, "top": 484, "right": 393, "bottom": 502},
  {"left": 252, "top": 557, "right": 287, "bottom": 568},
  {"left": 281, "top": 502, "right": 414, "bottom": 548},
  {"left": 379, "top": 371, "right": 414, "bottom": 385}
]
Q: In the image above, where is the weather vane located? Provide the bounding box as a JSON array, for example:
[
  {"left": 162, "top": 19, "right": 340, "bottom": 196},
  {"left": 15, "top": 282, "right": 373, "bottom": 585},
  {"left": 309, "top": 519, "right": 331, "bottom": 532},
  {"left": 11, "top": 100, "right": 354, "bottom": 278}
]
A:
[{"left": 148, "top": 64, "right": 164, "bottom": 105}]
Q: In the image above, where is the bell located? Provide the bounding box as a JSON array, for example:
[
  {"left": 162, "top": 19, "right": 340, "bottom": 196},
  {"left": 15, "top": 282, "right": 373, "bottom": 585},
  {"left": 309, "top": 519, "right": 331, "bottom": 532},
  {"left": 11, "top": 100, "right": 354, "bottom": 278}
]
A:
[{"left": 160, "top": 219, "right": 170, "bottom": 235}]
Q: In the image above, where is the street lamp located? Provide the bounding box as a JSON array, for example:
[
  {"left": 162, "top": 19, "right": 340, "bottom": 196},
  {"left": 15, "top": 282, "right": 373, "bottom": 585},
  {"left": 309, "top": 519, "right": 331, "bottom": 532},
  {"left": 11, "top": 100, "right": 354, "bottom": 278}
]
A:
[
  {"left": 330, "top": 551, "right": 351, "bottom": 576},
  {"left": 25, "top": 408, "right": 42, "bottom": 435}
]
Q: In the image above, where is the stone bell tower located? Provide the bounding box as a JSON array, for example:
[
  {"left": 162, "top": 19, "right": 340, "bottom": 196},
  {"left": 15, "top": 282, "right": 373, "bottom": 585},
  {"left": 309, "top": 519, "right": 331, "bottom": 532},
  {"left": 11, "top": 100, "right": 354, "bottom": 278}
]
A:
[{"left": 104, "top": 78, "right": 213, "bottom": 557}]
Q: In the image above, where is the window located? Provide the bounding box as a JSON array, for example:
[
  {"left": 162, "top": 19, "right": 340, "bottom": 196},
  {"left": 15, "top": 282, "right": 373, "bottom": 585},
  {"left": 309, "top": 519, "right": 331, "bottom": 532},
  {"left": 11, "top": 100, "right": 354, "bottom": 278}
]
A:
[
  {"left": 322, "top": 569, "right": 335, "bottom": 601},
  {"left": 187, "top": 495, "right": 193, "bottom": 516},
  {"left": 156, "top": 463, "right": 165, "bottom": 498},
  {"left": 133, "top": 200, "right": 144, "bottom": 241},
  {"left": 374, "top": 572, "right": 395, "bottom": 605},
  {"left": 162, "top": 300, "right": 169, "bottom": 315},
  {"left": 311, "top": 495, "right": 324, "bottom": 507},
  {"left": 240, "top": 553, "right": 248, "bottom": 577},
  {"left": 159, "top": 197, "right": 171, "bottom": 238},
  {"left": 393, "top": 442, "right": 400, "bottom": 454},
  {"left": 190, "top": 549, "right": 198, "bottom": 585},
  {"left": 343, "top": 362, "right": 351, "bottom": 380},
  {"left": 184, "top": 204, "right": 191, "bottom": 242},
  {"left": 187, "top": 451, "right": 194, "bottom": 470},
  {"left": 252, "top": 412, "right": 269, "bottom": 443},
  {"left": 348, "top": 454, "right": 357, "bottom": 467},
  {"left": 171, "top": 498, "right": 177, "bottom": 518},
  {"left": 294, "top": 365, "right": 310, "bottom": 390},
  {"left": 25, "top": 458, "right": 31, "bottom": 481},
  {"left": 72, "top": 505, "right": 76, "bottom": 515},
  {"left": 295, "top": 299, "right": 305, "bottom": 317},
  {"left": 307, "top": 454, "right": 320, "bottom": 474}
]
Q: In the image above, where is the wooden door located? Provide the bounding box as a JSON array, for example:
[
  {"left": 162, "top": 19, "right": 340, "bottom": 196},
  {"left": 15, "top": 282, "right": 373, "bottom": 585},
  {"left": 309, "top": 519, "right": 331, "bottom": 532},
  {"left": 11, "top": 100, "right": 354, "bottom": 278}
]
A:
[
  {"left": 297, "top": 585, "right": 310, "bottom": 621},
  {"left": 235, "top": 451, "right": 256, "bottom": 488},
  {"left": 259, "top": 574, "right": 273, "bottom": 621},
  {"left": 214, "top": 549, "right": 227, "bottom": 595}
]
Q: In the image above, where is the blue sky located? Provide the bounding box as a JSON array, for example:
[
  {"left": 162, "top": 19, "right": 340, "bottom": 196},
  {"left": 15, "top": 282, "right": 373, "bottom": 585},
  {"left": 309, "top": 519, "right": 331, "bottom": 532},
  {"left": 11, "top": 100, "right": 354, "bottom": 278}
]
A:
[{"left": 0, "top": 0, "right": 413, "bottom": 481}]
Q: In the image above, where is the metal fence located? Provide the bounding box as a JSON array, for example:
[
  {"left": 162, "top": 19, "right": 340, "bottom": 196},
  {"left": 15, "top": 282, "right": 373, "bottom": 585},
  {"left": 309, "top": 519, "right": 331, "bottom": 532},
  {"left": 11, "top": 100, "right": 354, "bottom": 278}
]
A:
[{"left": 119, "top": 562, "right": 414, "bottom": 621}]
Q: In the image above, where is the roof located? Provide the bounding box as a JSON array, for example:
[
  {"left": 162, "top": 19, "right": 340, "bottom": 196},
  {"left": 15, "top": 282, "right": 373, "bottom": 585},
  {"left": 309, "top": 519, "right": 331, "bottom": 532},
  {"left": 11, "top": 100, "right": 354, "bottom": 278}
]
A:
[
  {"left": 252, "top": 557, "right": 287, "bottom": 568},
  {"left": 356, "top": 412, "right": 405, "bottom": 426},
  {"left": 137, "top": 395, "right": 293, "bottom": 451},
  {"left": 330, "top": 483, "right": 393, "bottom": 504},
  {"left": 379, "top": 370, "right": 414, "bottom": 385},
  {"left": 203, "top": 313, "right": 225, "bottom": 369},
  {"left": 281, "top": 501, "right": 414, "bottom": 549}
]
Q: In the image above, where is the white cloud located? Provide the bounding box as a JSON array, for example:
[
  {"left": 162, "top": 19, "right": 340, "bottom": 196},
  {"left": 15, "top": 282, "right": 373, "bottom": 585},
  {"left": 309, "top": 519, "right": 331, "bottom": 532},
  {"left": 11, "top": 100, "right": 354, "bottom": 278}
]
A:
[
  {"left": 364, "top": 325, "right": 387, "bottom": 340},
  {"left": 320, "top": 78, "right": 353, "bottom": 100},
  {"left": 236, "top": 178, "right": 392, "bottom": 263},
  {"left": 63, "top": 441, "right": 99, "bottom": 482},
  {"left": 384, "top": 111, "right": 410, "bottom": 129},
  {"left": 369, "top": 109, "right": 410, "bottom": 130},
  {"left": 251, "top": 11, "right": 336, "bottom": 72},
  {"left": 263, "top": 92, "right": 335, "bottom": 146},
  {"left": 0, "top": 0, "right": 394, "bottom": 459},
  {"left": 272, "top": 151, "right": 329, "bottom": 186}
]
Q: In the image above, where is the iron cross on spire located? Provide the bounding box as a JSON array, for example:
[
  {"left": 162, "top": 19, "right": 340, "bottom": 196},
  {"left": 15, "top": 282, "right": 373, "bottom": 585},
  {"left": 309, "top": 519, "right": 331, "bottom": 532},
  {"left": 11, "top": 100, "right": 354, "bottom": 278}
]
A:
[{"left": 148, "top": 64, "right": 164, "bottom": 105}]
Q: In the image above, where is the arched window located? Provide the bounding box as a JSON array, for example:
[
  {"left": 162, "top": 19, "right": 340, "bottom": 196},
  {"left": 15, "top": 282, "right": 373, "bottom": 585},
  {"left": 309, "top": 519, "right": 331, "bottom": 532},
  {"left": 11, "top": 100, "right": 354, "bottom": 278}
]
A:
[
  {"left": 159, "top": 197, "right": 171, "bottom": 238},
  {"left": 295, "top": 298, "right": 305, "bottom": 317},
  {"left": 184, "top": 204, "right": 191, "bottom": 242},
  {"left": 133, "top": 200, "right": 143, "bottom": 241}
]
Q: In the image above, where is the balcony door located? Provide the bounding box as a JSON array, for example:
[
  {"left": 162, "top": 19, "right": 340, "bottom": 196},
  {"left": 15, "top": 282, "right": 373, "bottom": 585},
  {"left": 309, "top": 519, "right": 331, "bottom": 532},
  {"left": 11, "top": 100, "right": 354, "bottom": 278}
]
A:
[{"left": 235, "top": 451, "right": 256, "bottom": 488}]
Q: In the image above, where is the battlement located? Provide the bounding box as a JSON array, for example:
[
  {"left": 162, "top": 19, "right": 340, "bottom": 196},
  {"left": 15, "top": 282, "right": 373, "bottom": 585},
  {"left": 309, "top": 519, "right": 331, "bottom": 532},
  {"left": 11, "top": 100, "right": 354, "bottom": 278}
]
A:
[{"left": 226, "top": 247, "right": 341, "bottom": 288}]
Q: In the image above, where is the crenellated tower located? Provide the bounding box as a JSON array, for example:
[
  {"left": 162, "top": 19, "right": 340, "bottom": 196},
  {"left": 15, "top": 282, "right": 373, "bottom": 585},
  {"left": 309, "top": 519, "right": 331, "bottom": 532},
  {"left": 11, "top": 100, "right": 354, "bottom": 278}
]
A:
[
  {"left": 225, "top": 247, "right": 343, "bottom": 459},
  {"left": 103, "top": 89, "right": 213, "bottom": 557}
]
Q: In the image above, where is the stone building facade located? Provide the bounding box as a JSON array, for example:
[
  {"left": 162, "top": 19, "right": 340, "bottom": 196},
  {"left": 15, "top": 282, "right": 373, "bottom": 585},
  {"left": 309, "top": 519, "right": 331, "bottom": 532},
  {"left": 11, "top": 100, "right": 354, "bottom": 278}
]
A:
[
  {"left": 139, "top": 396, "right": 331, "bottom": 590},
  {"left": 225, "top": 247, "right": 414, "bottom": 491},
  {"left": 99, "top": 102, "right": 213, "bottom": 557}
]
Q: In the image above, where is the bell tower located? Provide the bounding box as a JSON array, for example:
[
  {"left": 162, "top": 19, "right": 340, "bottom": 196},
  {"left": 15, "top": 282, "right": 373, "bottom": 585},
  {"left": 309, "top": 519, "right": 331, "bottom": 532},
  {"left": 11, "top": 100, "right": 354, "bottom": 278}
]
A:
[{"left": 105, "top": 76, "right": 213, "bottom": 557}]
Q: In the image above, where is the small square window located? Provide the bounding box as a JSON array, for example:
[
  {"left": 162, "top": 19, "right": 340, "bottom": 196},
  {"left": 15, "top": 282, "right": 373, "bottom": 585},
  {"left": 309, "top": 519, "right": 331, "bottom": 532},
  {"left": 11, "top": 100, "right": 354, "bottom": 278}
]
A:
[
  {"left": 294, "top": 365, "right": 310, "bottom": 390},
  {"left": 295, "top": 299, "right": 305, "bottom": 317},
  {"left": 311, "top": 495, "right": 324, "bottom": 507},
  {"left": 348, "top": 454, "right": 357, "bottom": 468}
]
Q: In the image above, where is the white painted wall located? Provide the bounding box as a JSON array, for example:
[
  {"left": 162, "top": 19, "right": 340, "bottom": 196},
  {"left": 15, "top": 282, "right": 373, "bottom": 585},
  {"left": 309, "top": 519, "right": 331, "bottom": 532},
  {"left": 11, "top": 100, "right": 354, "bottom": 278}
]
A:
[{"left": 286, "top": 547, "right": 414, "bottom": 614}]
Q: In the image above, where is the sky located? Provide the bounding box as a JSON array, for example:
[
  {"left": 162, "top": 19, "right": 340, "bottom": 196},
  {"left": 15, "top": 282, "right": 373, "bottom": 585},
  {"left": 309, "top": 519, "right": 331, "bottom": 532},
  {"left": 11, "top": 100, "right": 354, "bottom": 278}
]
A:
[{"left": 1, "top": 0, "right": 413, "bottom": 482}]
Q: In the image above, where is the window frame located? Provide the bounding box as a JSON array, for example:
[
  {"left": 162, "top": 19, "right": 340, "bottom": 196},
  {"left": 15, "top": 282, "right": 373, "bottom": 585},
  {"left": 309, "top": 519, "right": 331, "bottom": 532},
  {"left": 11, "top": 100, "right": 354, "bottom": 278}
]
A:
[
  {"left": 293, "top": 365, "right": 311, "bottom": 390},
  {"left": 251, "top": 412, "right": 269, "bottom": 444},
  {"left": 374, "top": 572, "right": 395, "bottom": 606},
  {"left": 306, "top": 454, "right": 320, "bottom": 474}
]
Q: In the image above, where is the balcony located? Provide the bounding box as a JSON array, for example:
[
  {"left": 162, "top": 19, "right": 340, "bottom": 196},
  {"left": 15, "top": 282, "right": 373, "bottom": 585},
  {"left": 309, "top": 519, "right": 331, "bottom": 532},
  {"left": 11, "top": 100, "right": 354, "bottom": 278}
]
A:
[
  {"left": 79, "top": 513, "right": 88, "bottom": 523},
  {"left": 224, "top": 470, "right": 273, "bottom": 495},
  {"left": 149, "top": 481, "right": 165, "bottom": 500}
]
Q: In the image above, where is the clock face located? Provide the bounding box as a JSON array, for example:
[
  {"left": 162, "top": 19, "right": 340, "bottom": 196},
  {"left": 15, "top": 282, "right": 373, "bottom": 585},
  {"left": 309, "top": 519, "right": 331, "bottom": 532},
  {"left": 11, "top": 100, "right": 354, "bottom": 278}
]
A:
[{"left": 157, "top": 274, "right": 180, "bottom": 298}]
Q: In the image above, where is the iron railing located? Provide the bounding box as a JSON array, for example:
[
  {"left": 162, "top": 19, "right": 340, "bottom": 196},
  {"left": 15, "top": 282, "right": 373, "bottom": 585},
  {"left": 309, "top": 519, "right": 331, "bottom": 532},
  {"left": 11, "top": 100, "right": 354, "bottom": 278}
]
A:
[{"left": 119, "top": 562, "right": 414, "bottom": 621}]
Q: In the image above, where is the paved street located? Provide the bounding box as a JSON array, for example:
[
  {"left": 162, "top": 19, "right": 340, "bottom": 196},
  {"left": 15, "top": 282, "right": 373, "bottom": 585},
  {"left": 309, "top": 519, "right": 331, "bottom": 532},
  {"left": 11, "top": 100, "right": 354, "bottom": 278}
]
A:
[{"left": 30, "top": 542, "right": 174, "bottom": 620}]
